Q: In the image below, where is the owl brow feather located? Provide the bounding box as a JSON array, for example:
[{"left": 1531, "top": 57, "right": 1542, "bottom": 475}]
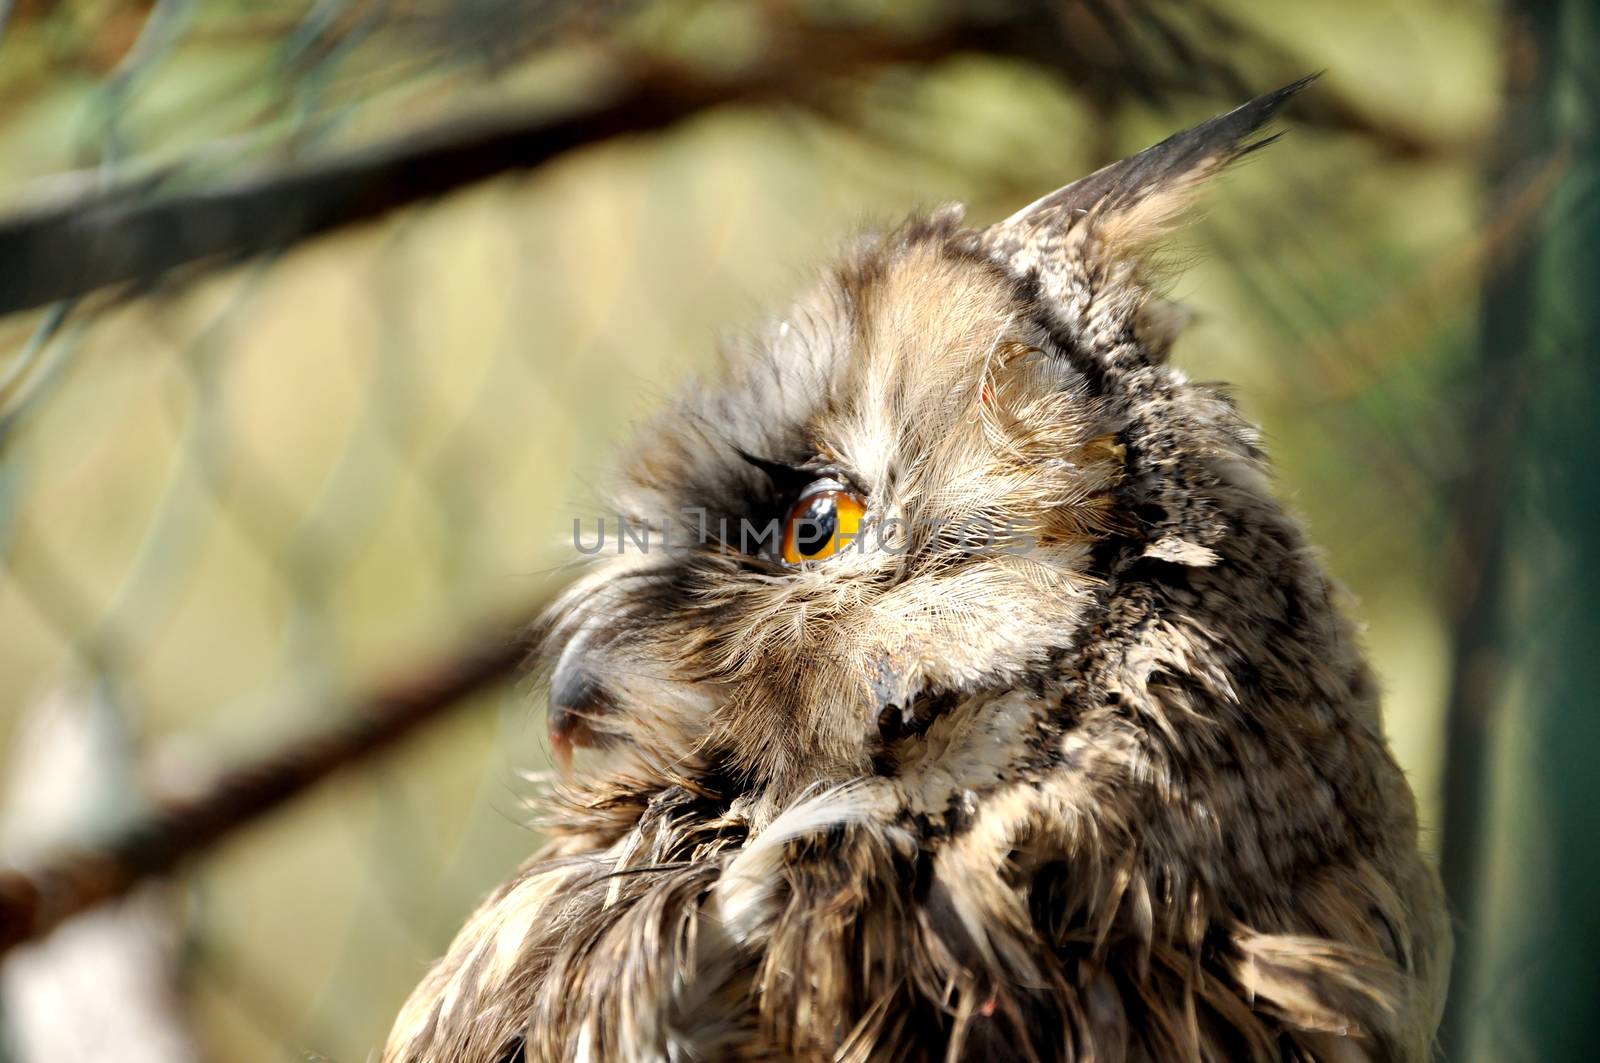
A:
[{"left": 733, "top": 448, "right": 814, "bottom": 495}]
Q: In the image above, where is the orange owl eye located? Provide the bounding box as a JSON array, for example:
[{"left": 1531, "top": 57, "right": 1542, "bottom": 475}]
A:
[{"left": 780, "top": 482, "right": 867, "bottom": 564}]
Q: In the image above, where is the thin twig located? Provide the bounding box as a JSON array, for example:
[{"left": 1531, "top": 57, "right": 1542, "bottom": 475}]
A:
[{"left": 0, "top": 609, "right": 543, "bottom": 958}]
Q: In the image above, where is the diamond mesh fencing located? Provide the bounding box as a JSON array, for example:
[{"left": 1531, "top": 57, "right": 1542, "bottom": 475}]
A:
[{"left": 0, "top": 1, "right": 1580, "bottom": 1060}]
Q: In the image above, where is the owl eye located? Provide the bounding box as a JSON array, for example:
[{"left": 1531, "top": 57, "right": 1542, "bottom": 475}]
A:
[{"left": 780, "top": 480, "right": 867, "bottom": 564}]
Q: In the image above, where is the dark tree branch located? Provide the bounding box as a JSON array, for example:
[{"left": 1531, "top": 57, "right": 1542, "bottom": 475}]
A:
[
  {"left": 0, "top": 610, "right": 542, "bottom": 958},
  {"left": 0, "top": 13, "right": 1034, "bottom": 319},
  {"left": 0, "top": 2, "right": 1467, "bottom": 320}
]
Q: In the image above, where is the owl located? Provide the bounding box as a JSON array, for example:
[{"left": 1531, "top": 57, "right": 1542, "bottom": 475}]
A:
[{"left": 384, "top": 78, "right": 1450, "bottom": 1062}]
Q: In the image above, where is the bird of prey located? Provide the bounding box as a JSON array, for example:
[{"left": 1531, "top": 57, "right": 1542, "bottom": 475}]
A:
[{"left": 385, "top": 78, "right": 1450, "bottom": 1062}]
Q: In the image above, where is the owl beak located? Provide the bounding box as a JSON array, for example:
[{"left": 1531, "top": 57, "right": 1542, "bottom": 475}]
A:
[
  {"left": 547, "top": 657, "right": 614, "bottom": 773},
  {"left": 547, "top": 700, "right": 602, "bottom": 773}
]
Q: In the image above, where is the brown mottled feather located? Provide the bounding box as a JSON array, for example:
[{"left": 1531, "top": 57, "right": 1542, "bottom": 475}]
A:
[{"left": 385, "top": 80, "right": 1449, "bottom": 1063}]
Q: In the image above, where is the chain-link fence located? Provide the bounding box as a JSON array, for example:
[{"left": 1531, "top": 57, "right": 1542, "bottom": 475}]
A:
[{"left": 0, "top": 1, "right": 1580, "bottom": 1059}]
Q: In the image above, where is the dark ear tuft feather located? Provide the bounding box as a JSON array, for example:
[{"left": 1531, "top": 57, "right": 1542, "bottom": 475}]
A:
[{"left": 982, "top": 75, "right": 1319, "bottom": 267}]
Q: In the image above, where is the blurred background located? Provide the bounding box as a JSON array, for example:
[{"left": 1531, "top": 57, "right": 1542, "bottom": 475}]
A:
[{"left": 0, "top": 0, "right": 1592, "bottom": 1060}]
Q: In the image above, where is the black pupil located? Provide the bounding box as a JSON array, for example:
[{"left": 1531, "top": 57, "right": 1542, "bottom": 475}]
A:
[{"left": 795, "top": 495, "right": 838, "bottom": 556}]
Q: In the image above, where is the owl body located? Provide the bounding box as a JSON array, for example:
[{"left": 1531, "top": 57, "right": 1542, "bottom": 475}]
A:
[{"left": 386, "top": 81, "right": 1450, "bottom": 1062}]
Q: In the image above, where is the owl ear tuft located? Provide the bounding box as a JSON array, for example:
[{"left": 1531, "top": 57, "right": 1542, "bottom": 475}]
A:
[{"left": 980, "top": 75, "right": 1318, "bottom": 273}]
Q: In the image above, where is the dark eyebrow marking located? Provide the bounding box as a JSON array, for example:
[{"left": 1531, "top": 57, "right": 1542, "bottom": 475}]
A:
[{"left": 735, "top": 448, "right": 816, "bottom": 496}]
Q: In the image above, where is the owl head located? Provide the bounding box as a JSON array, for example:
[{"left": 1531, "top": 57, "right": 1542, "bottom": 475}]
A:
[{"left": 542, "top": 78, "right": 1315, "bottom": 797}]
